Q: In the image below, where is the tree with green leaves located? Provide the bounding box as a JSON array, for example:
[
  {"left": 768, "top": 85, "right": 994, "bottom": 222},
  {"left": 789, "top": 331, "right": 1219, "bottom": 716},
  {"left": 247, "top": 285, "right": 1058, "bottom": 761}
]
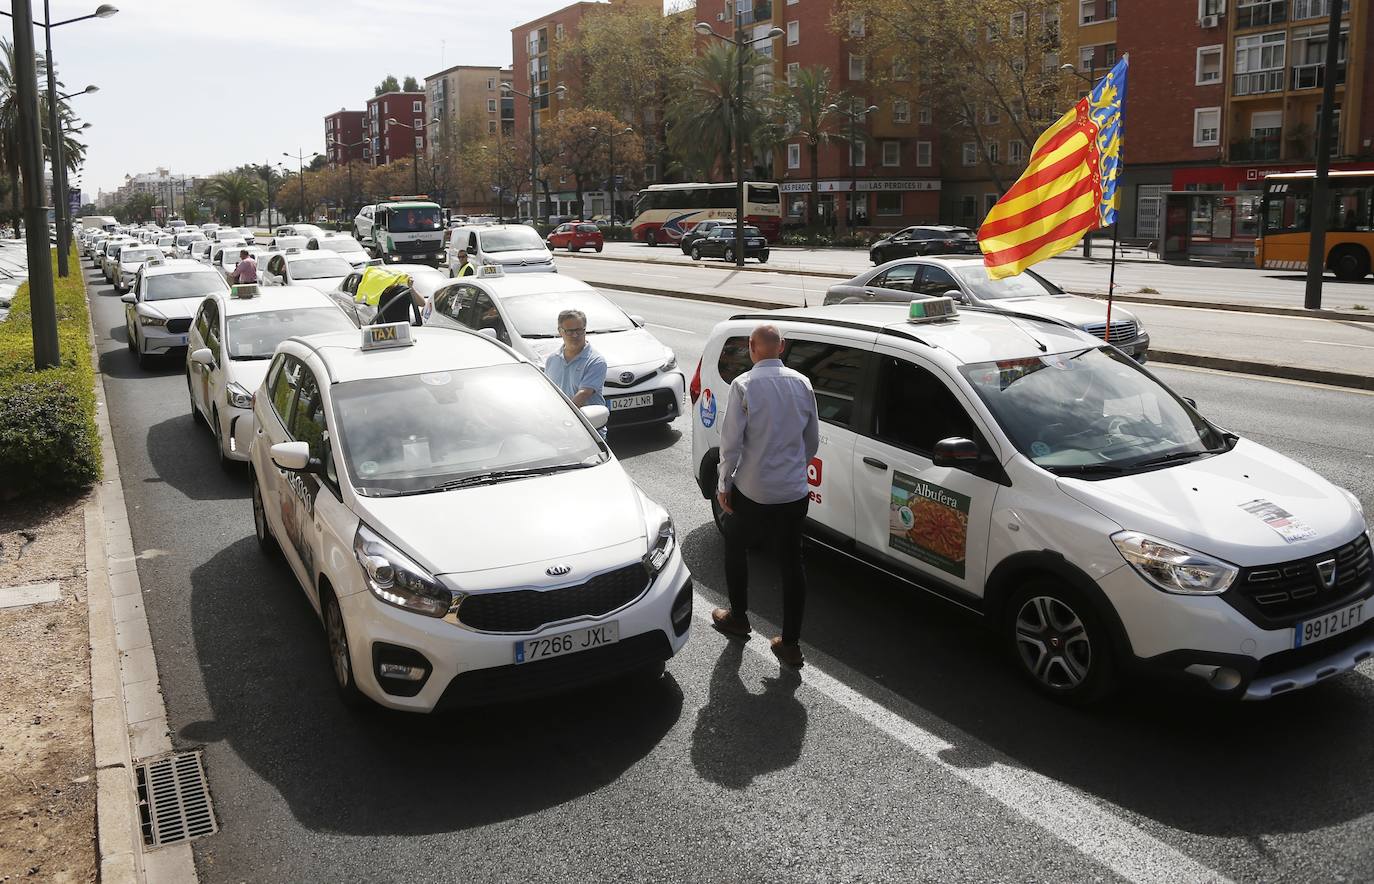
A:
[
  {"left": 403, "top": 75, "right": 419, "bottom": 93},
  {"left": 665, "top": 41, "right": 780, "bottom": 182},
  {"left": 779, "top": 66, "right": 854, "bottom": 228},
  {"left": 374, "top": 75, "right": 400, "bottom": 96},
  {"left": 0, "top": 38, "right": 85, "bottom": 237},
  {"left": 120, "top": 192, "right": 157, "bottom": 223},
  {"left": 541, "top": 108, "right": 645, "bottom": 219},
  {"left": 204, "top": 172, "right": 265, "bottom": 226}
]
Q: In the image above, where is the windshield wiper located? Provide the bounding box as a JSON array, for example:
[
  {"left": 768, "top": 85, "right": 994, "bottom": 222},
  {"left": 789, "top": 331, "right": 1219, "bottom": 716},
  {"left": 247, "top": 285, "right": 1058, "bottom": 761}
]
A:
[
  {"left": 421, "top": 462, "right": 597, "bottom": 494},
  {"left": 229, "top": 354, "right": 273, "bottom": 361},
  {"left": 1129, "top": 450, "right": 1215, "bottom": 469},
  {"left": 1046, "top": 463, "right": 1128, "bottom": 477}
]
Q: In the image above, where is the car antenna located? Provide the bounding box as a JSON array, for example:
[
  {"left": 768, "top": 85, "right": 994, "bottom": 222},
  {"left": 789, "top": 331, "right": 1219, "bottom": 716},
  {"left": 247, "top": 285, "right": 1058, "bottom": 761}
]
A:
[{"left": 1008, "top": 316, "right": 1049, "bottom": 352}]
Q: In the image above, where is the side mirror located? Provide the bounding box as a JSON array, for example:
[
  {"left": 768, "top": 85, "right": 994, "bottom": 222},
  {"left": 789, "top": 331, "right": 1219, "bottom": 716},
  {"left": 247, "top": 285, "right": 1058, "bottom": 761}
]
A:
[
  {"left": 1182, "top": 397, "right": 1197, "bottom": 409},
  {"left": 477, "top": 327, "right": 498, "bottom": 339},
  {"left": 932, "top": 436, "right": 982, "bottom": 468},
  {"left": 942, "top": 289, "right": 967, "bottom": 303},
  {"left": 269, "top": 441, "right": 311, "bottom": 471},
  {"left": 629, "top": 314, "right": 645, "bottom": 327},
  {"left": 120, "top": 293, "right": 135, "bottom": 304},
  {"left": 190, "top": 347, "right": 215, "bottom": 368},
  {"left": 580, "top": 404, "right": 610, "bottom": 430}
]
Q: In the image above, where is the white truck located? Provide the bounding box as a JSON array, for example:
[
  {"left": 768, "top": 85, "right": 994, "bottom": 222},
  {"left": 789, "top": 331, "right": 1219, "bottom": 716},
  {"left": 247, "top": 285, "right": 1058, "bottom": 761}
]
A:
[
  {"left": 80, "top": 215, "right": 119, "bottom": 233},
  {"left": 353, "top": 197, "right": 446, "bottom": 267}
]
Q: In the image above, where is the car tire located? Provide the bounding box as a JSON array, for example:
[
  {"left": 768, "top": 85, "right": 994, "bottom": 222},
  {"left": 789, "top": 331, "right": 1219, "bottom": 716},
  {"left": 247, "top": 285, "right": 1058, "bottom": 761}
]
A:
[
  {"left": 724, "top": 247, "right": 735, "bottom": 264},
  {"left": 691, "top": 246, "right": 702, "bottom": 261},
  {"left": 758, "top": 251, "right": 769, "bottom": 264},
  {"left": 251, "top": 470, "right": 279, "bottom": 557},
  {"left": 322, "top": 588, "right": 367, "bottom": 709},
  {"left": 710, "top": 494, "right": 729, "bottom": 536},
  {"left": 644, "top": 232, "right": 657, "bottom": 247},
  {"left": 1004, "top": 578, "right": 1117, "bottom": 705},
  {"left": 569, "top": 244, "right": 579, "bottom": 253},
  {"left": 595, "top": 245, "right": 603, "bottom": 253},
  {"left": 211, "top": 407, "right": 230, "bottom": 471},
  {"left": 135, "top": 335, "right": 151, "bottom": 369},
  {"left": 187, "top": 372, "right": 202, "bottom": 427},
  {"left": 872, "top": 250, "right": 884, "bottom": 265}
]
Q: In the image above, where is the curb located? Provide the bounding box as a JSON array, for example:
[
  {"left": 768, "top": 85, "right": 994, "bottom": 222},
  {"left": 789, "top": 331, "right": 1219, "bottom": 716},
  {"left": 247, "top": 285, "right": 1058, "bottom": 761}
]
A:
[
  {"left": 581, "top": 277, "right": 1374, "bottom": 391},
  {"left": 561, "top": 250, "right": 1374, "bottom": 323},
  {"left": 84, "top": 265, "right": 199, "bottom": 884}
]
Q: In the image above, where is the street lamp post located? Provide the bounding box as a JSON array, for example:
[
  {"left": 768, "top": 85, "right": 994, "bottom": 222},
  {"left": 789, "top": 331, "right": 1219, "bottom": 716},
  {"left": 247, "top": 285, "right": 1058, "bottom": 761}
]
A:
[
  {"left": 694, "top": 19, "right": 783, "bottom": 268},
  {"left": 501, "top": 79, "right": 566, "bottom": 222},
  {"left": 827, "top": 100, "right": 878, "bottom": 235},
  {"left": 382, "top": 118, "right": 426, "bottom": 195},
  {"left": 588, "top": 125, "right": 632, "bottom": 223},
  {"left": 282, "top": 149, "right": 319, "bottom": 223}
]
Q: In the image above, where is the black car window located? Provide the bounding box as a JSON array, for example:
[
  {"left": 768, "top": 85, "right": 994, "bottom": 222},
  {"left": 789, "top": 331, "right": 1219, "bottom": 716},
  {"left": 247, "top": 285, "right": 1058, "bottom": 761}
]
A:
[
  {"left": 289, "top": 369, "right": 328, "bottom": 460},
  {"left": 917, "top": 265, "right": 961, "bottom": 297},
  {"left": 717, "top": 335, "right": 752, "bottom": 384},
  {"left": 267, "top": 355, "right": 301, "bottom": 429},
  {"left": 204, "top": 300, "right": 222, "bottom": 354},
  {"left": 781, "top": 339, "right": 867, "bottom": 427},
  {"left": 469, "top": 291, "right": 509, "bottom": 343},
  {"left": 875, "top": 264, "right": 919, "bottom": 292},
  {"left": 871, "top": 355, "right": 983, "bottom": 455},
  {"left": 193, "top": 302, "right": 212, "bottom": 343}
]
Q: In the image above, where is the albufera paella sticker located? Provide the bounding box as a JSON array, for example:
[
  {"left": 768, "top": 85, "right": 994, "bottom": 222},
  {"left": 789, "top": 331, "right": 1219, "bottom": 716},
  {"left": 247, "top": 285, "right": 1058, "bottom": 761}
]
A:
[{"left": 889, "top": 472, "right": 970, "bottom": 578}]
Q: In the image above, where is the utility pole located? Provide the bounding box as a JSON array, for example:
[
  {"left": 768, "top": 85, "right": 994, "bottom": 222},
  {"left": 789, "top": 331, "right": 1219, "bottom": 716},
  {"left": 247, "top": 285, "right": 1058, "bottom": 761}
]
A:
[
  {"left": 12, "top": 0, "right": 59, "bottom": 367},
  {"left": 1303, "top": 0, "right": 1344, "bottom": 310}
]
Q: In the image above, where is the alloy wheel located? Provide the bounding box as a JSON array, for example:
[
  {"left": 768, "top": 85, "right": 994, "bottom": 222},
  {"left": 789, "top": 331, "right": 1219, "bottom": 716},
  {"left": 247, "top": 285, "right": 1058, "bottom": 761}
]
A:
[
  {"left": 325, "top": 598, "right": 352, "bottom": 690},
  {"left": 1014, "top": 595, "right": 1092, "bottom": 690}
]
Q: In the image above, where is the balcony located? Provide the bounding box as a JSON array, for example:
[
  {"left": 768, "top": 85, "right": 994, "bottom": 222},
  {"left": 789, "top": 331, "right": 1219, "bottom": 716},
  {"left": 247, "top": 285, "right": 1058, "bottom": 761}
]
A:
[
  {"left": 740, "top": 0, "right": 772, "bottom": 23},
  {"left": 1291, "top": 61, "right": 1346, "bottom": 90},
  {"left": 1229, "top": 136, "right": 1281, "bottom": 161},
  {"left": 1233, "top": 69, "right": 1284, "bottom": 96},
  {"left": 1236, "top": 0, "right": 1286, "bottom": 27}
]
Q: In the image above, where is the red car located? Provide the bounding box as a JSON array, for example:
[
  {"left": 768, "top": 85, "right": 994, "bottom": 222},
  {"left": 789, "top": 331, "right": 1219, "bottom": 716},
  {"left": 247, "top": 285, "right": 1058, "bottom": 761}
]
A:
[{"left": 547, "top": 221, "right": 604, "bottom": 253}]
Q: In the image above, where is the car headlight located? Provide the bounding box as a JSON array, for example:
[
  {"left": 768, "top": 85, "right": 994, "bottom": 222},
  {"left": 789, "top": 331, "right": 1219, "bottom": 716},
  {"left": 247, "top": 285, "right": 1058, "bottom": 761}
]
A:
[
  {"left": 138, "top": 313, "right": 166, "bottom": 327},
  {"left": 226, "top": 381, "right": 253, "bottom": 409},
  {"left": 1131, "top": 315, "right": 1145, "bottom": 336},
  {"left": 1111, "top": 531, "right": 1237, "bottom": 595},
  {"left": 353, "top": 523, "right": 451, "bottom": 617},
  {"left": 644, "top": 514, "right": 676, "bottom": 577},
  {"left": 659, "top": 350, "right": 677, "bottom": 372}
]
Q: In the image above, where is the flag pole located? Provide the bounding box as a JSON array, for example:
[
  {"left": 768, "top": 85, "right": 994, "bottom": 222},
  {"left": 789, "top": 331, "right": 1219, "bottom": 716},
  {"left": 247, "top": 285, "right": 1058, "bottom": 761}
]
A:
[{"left": 1104, "top": 222, "right": 1118, "bottom": 342}]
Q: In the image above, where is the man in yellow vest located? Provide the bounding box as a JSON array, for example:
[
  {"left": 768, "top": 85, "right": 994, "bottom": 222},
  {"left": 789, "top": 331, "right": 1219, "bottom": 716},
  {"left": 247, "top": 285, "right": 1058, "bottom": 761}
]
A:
[
  {"left": 355, "top": 266, "right": 424, "bottom": 325},
  {"left": 453, "top": 248, "right": 474, "bottom": 277}
]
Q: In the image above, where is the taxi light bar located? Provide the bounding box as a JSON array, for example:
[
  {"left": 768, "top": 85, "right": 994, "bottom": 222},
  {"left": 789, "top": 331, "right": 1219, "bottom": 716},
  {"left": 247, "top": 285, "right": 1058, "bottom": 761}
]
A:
[
  {"left": 231, "top": 284, "right": 259, "bottom": 299},
  {"left": 361, "top": 322, "right": 414, "bottom": 351},
  {"left": 908, "top": 297, "right": 958, "bottom": 323},
  {"left": 478, "top": 263, "right": 505, "bottom": 278}
]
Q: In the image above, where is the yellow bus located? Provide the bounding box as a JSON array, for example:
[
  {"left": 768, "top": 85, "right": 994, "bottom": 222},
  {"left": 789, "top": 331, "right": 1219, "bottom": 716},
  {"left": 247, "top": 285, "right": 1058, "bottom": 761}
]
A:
[{"left": 1255, "top": 170, "right": 1374, "bottom": 280}]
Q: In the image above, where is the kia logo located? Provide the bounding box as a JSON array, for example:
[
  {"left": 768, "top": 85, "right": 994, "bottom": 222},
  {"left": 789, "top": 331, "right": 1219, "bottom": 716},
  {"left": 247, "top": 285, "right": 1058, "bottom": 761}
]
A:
[{"left": 546, "top": 564, "right": 572, "bottom": 577}]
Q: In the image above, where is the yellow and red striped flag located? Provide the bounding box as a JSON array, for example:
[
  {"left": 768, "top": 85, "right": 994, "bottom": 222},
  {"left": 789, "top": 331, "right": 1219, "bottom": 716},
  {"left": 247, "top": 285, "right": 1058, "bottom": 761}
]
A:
[{"left": 978, "top": 57, "right": 1128, "bottom": 279}]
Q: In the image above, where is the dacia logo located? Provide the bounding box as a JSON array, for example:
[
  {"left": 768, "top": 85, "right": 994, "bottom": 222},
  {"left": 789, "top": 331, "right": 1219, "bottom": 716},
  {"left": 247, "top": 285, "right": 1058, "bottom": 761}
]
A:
[
  {"left": 545, "top": 564, "right": 572, "bottom": 577},
  {"left": 1317, "top": 558, "right": 1337, "bottom": 589}
]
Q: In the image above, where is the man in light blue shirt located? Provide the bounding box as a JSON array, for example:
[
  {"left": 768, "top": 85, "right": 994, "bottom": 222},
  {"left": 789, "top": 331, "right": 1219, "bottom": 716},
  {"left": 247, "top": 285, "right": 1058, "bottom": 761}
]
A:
[
  {"left": 544, "top": 308, "right": 608, "bottom": 423},
  {"left": 712, "top": 323, "right": 819, "bottom": 668}
]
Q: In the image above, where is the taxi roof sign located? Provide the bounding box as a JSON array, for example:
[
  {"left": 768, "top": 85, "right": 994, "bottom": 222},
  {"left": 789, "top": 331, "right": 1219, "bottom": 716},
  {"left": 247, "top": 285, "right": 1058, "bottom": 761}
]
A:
[
  {"left": 231, "top": 283, "right": 259, "bottom": 299},
  {"left": 361, "top": 322, "right": 414, "bottom": 351},
  {"left": 478, "top": 263, "right": 505, "bottom": 278},
  {"left": 908, "top": 297, "right": 958, "bottom": 323}
]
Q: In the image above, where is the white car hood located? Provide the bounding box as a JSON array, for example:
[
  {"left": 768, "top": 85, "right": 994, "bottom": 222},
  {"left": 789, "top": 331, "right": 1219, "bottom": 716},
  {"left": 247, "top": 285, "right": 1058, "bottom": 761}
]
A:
[
  {"left": 139, "top": 296, "right": 205, "bottom": 320},
  {"left": 993, "top": 294, "right": 1135, "bottom": 329},
  {"left": 353, "top": 461, "right": 645, "bottom": 574},
  {"left": 1056, "top": 438, "right": 1365, "bottom": 566},
  {"left": 293, "top": 276, "right": 348, "bottom": 293},
  {"left": 490, "top": 249, "right": 553, "bottom": 267},
  {"left": 336, "top": 250, "right": 370, "bottom": 266},
  {"left": 225, "top": 358, "right": 272, "bottom": 392},
  {"left": 586, "top": 328, "right": 670, "bottom": 372}
]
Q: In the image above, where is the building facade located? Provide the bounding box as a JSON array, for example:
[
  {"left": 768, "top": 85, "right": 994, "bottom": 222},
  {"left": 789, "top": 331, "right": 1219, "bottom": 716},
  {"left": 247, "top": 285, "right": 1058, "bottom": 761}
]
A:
[
  {"left": 324, "top": 109, "right": 369, "bottom": 166},
  {"left": 425, "top": 65, "right": 513, "bottom": 213},
  {"left": 365, "top": 91, "right": 428, "bottom": 166}
]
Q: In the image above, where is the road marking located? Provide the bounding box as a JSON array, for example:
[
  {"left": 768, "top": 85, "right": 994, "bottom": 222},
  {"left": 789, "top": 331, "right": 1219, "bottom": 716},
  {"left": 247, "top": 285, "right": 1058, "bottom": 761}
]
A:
[
  {"left": 632, "top": 271, "right": 676, "bottom": 278},
  {"left": 749, "top": 283, "right": 802, "bottom": 291},
  {"left": 648, "top": 322, "right": 695, "bottom": 335},
  {"left": 691, "top": 597, "right": 1231, "bottom": 884},
  {"left": 1301, "top": 339, "right": 1374, "bottom": 350}
]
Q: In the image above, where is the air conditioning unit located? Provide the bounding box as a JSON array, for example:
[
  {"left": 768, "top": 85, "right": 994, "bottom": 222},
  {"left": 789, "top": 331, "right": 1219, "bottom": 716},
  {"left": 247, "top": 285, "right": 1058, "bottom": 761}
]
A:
[
  {"left": 1200, "top": 14, "right": 1219, "bottom": 27},
  {"left": 716, "top": 11, "right": 726, "bottom": 21}
]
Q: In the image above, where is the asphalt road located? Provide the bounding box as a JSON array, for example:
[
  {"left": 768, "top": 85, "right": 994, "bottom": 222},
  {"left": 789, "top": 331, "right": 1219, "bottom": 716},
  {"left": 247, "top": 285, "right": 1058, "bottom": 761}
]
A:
[{"left": 86, "top": 259, "right": 1374, "bottom": 883}]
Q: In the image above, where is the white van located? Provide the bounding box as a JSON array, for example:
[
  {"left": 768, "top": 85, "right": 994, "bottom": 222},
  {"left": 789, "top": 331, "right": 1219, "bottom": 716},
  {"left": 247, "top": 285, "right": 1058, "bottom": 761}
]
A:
[
  {"left": 690, "top": 300, "right": 1372, "bottom": 703},
  {"left": 447, "top": 223, "right": 555, "bottom": 274}
]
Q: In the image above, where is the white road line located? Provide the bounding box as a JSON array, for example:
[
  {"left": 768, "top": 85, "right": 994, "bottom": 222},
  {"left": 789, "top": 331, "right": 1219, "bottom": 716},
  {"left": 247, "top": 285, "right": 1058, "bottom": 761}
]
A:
[
  {"left": 632, "top": 272, "right": 676, "bottom": 278},
  {"left": 1301, "top": 339, "right": 1374, "bottom": 350},
  {"left": 648, "top": 322, "right": 696, "bottom": 335},
  {"left": 691, "top": 597, "right": 1231, "bottom": 884},
  {"left": 749, "top": 283, "right": 802, "bottom": 291}
]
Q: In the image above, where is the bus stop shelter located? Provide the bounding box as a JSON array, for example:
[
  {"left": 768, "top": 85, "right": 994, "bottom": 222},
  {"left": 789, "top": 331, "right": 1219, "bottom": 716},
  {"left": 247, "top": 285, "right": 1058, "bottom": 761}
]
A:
[{"left": 1162, "top": 190, "right": 1261, "bottom": 262}]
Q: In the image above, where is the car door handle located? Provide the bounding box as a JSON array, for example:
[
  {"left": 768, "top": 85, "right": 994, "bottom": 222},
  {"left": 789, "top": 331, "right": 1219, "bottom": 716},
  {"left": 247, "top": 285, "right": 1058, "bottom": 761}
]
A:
[
  {"left": 863, "top": 288, "right": 876, "bottom": 297},
  {"left": 862, "top": 456, "right": 888, "bottom": 470}
]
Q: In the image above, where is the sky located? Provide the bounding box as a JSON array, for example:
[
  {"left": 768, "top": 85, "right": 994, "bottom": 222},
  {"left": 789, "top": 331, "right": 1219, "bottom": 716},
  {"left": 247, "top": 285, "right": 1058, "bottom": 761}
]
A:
[{"left": 40, "top": 0, "right": 679, "bottom": 199}]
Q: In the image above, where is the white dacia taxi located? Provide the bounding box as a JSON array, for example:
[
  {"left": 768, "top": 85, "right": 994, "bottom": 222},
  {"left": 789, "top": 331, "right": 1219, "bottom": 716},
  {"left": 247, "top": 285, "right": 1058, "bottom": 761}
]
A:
[
  {"left": 248, "top": 321, "right": 692, "bottom": 712},
  {"left": 690, "top": 299, "right": 1371, "bottom": 703}
]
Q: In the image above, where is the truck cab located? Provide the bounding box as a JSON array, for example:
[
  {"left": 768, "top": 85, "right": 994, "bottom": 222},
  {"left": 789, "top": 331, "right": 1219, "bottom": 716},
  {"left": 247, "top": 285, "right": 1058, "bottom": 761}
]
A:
[{"left": 366, "top": 197, "right": 446, "bottom": 268}]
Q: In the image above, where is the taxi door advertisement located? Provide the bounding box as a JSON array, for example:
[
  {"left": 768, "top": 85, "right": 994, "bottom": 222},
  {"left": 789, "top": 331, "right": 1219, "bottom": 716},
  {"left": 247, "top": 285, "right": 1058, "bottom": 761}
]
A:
[{"left": 889, "top": 472, "right": 970, "bottom": 579}]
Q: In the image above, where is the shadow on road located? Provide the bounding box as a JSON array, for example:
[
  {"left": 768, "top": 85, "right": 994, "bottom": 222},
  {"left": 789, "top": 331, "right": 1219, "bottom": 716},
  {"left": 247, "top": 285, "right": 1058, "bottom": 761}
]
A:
[
  {"left": 677, "top": 521, "right": 1374, "bottom": 839},
  {"left": 144, "top": 414, "right": 247, "bottom": 501},
  {"left": 608, "top": 422, "right": 681, "bottom": 458},
  {"left": 96, "top": 336, "right": 186, "bottom": 381},
  {"left": 180, "top": 537, "right": 684, "bottom": 834},
  {"left": 691, "top": 641, "right": 806, "bottom": 789}
]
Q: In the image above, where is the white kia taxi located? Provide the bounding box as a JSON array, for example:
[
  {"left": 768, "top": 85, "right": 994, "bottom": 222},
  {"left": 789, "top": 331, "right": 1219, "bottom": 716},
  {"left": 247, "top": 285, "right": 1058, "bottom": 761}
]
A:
[
  {"left": 690, "top": 299, "right": 1371, "bottom": 703},
  {"left": 122, "top": 259, "right": 231, "bottom": 369},
  {"left": 248, "top": 321, "right": 692, "bottom": 711}
]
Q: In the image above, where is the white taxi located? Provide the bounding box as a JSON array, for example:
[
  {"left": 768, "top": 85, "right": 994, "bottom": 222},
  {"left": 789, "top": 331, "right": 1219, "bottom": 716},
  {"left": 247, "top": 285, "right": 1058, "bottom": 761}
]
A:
[
  {"left": 307, "top": 233, "right": 370, "bottom": 269},
  {"left": 260, "top": 249, "right": 353, "bottom": 293},
  {"left": 247, "top": 321, "right": 692, "bottom": 711},
  {"left": 690, "top": 300, "right": 1372, "bottom": 703},
  {"left": 122, "top": 259, "right": 230, "bottom": 369},
  {"left": 112, "top": 243, "right": 165, "bottom": 294},
  {"left": 185, "top": 284, "right": 356, "bottom": 466},
  {"left": 424, "top": 267, "right": 685, "bottom": 429}
]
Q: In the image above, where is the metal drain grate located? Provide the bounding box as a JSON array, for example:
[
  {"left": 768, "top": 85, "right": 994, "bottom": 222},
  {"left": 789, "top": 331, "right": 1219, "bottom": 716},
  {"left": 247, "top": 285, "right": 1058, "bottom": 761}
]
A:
[{"left": 134, "top": 751, "right": 217, "bottom": 848}]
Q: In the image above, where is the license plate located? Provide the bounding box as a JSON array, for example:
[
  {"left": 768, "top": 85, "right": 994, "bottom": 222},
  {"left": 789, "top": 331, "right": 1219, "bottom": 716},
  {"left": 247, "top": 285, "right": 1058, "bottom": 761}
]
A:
[
  {"left": 1294, "top": 601, "right": 1364, "bottom": 648},
  {"left": 609, "top": 393, "right": 654, "bottom": 411},
  {"left": 178, "top": 334, "right": 188, "bottom": 345},
  {"left": 515, "top": 621, "right": 620, "bottom": 664}
]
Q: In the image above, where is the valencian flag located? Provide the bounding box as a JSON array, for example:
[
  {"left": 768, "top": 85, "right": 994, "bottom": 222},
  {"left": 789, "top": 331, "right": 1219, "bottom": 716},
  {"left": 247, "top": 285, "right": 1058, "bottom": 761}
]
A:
[{"left": 978, "top": 56, "right": 1128, "bottom": 279}]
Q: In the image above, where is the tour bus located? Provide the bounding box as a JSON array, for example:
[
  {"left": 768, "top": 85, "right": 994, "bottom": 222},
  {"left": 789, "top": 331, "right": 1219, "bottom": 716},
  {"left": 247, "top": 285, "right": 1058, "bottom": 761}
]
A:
[
  {"left": 1255, "top": 169, "right": 1374, "bottom": 280},
  {"left": 630, "top": 181, "right": 782, "bottom": 246}
]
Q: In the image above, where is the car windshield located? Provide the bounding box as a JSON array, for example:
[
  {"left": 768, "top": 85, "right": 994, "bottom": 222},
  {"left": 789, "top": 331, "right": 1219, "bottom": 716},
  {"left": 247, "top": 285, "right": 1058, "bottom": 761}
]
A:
[
  {"left": 479, "top": 227, "right": 547, "bottom": 252},
  {"left": 317, "top": 237, "right": 365, "bottom": 254},
  {"left": 952, "top": 264, "right": 1060, "bottom": 300},
  {"left": 716, "top": 227, "right": 762, "bottom": 238},
  {"left": 959, "top": 347, "right": 1231, "bottom": 475},
  {"left": 225, "top": 307, "right": 354, "bottom": 361},
  {"left": 331, "top": 362, "right": 606, "bottom": 496},
  {"left": 387, "top": 208, "right": 442, "bottom": 233},
  {"left": 121, "top": 248, "right": 160, "bottom": 263},
  {"left": 145, "top": 271, "right": 227, "bottom": 302},
  {"left": 501, "top": 290, "right": 634, "bottom": 338},
  {"left": 275, "top": 237, "right": 307, "bottom": 250},
  {"left": 157, "top": 237, "right": 174, "bottom": 246},
  {"left": 288, "top": 255, "right": 352, "bottom": 280}
]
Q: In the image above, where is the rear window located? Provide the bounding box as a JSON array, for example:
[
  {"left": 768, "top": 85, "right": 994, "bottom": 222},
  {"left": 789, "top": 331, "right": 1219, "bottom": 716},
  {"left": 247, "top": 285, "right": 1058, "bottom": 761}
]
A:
[
  {"left": 714, "top": 335, "right": 867, "bottom": 427},
  {"left": 575, "top": 224, "right": 598, "bottom": 233}
]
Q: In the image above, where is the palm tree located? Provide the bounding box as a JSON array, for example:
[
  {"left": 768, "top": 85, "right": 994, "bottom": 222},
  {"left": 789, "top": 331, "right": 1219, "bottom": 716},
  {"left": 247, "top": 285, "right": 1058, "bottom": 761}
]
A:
[
  {"left": 781, "top": 66, "right": 849, "bottom": 229},
  {"left": 665, "top": 41, "right": 778, "bottom": 182},
  {"left": 0, "top": 39, "right": 85, "bottom": 238},
  {"left": 204, "top": 172, "right": 265, "bottom": 226}
]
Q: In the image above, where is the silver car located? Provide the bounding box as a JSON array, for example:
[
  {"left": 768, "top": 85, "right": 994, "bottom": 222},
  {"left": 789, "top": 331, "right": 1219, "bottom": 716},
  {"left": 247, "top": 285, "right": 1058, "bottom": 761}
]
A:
[{"left": 823, "top": 256, "right": 1150, "bottom": 362}]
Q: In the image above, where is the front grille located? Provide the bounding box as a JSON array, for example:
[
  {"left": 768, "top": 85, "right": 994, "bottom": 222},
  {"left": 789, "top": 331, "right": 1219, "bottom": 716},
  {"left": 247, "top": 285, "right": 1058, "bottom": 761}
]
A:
[
  {"left": 1226, "top": 532, "right": 1372, "bottom": 628},
  {"left": 1081, "top": 320, "right": 1138, "bottom": 344},
  {"left": 605, "top": 368, "right": 658, "bottom": 389},
  {"left": 394, "top": 239, "right": 441, "bottom": 254},
  {"left": 165, "top": 318, "right": 192, "bottom": 335},
  {"left": 457, "top": 563, "right": 649, "bottom": 632}
]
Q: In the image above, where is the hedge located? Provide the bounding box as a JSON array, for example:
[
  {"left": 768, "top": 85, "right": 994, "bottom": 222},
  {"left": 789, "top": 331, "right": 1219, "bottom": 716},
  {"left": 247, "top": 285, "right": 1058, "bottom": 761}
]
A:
[{"left": 0, "top": 249, "right": 101, "bottom": 497}]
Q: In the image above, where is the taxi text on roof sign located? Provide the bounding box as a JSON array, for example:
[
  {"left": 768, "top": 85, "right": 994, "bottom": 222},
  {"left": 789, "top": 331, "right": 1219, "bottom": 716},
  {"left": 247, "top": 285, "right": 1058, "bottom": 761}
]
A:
[
  {"left": 478, "top": 263, "right": 505, "bottom": 278},
  {"left": 361, "top": 322, "right": 414, "bottom": 351},
  {"left": 908, "top": 297, "right": 958, "bottom": 323},
  {"left": 231, "top": 283, "right": 259, "bottom": 299}
]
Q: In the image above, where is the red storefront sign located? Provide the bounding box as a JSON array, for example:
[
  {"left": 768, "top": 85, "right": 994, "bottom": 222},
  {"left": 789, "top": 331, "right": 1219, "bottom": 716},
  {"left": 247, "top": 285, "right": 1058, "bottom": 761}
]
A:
[{"left": 1173, "top": 161, "right": 1374, "bottom": 191}]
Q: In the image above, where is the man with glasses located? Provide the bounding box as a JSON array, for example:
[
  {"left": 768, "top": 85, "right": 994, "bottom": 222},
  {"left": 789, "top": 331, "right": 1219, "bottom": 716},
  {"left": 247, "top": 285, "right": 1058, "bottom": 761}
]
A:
[{"left": 544, "top": 308, "right": 608, "bottom": 430}]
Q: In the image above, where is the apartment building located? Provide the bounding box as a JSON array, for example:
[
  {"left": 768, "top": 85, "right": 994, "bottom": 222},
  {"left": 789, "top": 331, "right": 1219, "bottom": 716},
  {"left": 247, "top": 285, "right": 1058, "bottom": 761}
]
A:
[
  {"left": 424, "top": 65, "right": 515, "bottom": 213},
  {"left": 324, "top": 109, "right": 369, "bottom": 166},
  {"left": 364, "top": 91, "right": 428, "bottom": 166}
]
